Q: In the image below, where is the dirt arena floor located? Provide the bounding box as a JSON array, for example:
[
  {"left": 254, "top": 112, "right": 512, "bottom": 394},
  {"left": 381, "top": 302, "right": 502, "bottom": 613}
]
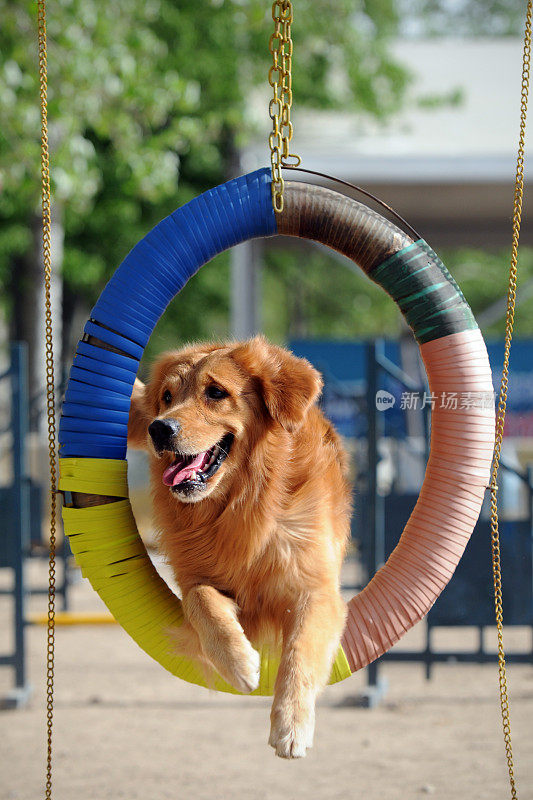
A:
[{"left": 1, "top": 559, "right": 532, "bottom": 800}]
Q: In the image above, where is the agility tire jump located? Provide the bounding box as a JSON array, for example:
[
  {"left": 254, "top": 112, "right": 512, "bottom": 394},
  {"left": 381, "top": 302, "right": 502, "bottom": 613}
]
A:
[{"left": 58, "top": 167, "right": 495, "bottom": 694}]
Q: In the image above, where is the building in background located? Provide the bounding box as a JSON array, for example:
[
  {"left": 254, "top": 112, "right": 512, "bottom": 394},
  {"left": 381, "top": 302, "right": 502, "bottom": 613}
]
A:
[{"left": 245, "top": 38, "right": 532, "bottom": 250}]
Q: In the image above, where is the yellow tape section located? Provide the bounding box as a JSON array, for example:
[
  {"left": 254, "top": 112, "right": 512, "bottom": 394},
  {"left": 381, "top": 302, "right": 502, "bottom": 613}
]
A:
[
  {"left": 331, "top": 645, "right": 351, "bottom": 684},
  {"left": 62, "top": 499, "right": 226, "bottom": 691},
  {"left": 60, "top": 457, "right": 351, "bottom": 694},
  {"left": 59, "top": 457, "right": 129, "bottom": 497}
]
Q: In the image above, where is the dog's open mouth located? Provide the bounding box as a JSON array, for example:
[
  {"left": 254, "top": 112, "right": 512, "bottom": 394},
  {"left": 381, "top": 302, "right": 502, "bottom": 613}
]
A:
[{"left": 162, "top": 433, "right": 234, "bottom": 492}]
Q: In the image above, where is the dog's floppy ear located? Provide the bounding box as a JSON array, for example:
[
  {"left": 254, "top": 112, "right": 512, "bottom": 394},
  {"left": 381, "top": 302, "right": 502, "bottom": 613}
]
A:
[
  {"left": 128, "top": 378, "right": 150, "bottom": 449},
  {"left": 232, "top": 336, "right": 323, "bottom": 432}
]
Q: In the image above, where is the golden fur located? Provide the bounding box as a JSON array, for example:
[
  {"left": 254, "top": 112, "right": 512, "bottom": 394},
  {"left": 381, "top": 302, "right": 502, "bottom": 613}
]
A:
[{"left": 128, "top": 336, "right": 351, "bottom": 758}]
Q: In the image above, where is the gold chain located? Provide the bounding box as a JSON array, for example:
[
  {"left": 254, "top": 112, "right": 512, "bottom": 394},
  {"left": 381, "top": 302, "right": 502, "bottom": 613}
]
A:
[
  {"left": 488, "top": 2, "right": 532, "bottom": 797},
  {"left": 268, "top": 0, "right": 301, "bottom": 213},
  {"left": 37, "top": 2, "right": 58, "bottom": 798}
]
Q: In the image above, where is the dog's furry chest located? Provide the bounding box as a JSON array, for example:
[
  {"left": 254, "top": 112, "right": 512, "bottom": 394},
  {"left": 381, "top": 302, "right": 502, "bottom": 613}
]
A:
[{"left": 159, "top": 515, "right": 308, "bottom": 616}]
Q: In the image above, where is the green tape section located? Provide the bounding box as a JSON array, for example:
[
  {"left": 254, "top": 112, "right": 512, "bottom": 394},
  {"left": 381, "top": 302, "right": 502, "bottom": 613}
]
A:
[{"left": 370, "top": 239, "right": 478, "bottom": 344}]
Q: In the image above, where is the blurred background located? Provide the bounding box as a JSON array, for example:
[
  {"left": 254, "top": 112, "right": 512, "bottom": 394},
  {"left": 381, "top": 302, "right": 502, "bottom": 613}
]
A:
[{"left": 1, "top": 1, "right": 533, "bottom": 797}]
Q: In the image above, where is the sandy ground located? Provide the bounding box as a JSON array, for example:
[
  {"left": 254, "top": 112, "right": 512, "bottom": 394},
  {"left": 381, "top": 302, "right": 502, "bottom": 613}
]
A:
[{"left": 1, "top": 559, "right": 532, "bottom": 800}]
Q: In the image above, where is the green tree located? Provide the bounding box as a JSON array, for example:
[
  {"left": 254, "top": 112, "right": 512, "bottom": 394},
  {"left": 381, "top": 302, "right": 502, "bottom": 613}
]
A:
[
  {"left": 1, "top": 0, "right": 199, "bottom": 393},
  {"left": 1, "top": 0, "right": 408, "bottom": 389}
]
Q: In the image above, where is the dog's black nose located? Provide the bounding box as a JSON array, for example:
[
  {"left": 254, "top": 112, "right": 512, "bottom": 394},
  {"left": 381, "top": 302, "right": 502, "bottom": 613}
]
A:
[{"left": 148, "top": 418, "right": 181, "bottom": 451}]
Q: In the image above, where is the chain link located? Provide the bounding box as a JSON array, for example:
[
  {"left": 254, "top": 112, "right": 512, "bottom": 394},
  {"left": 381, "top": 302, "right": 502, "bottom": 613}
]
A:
[
  {"left": 268, "top": 0, "right": 301, "bottom": 213},
  {"left": 37, "top": 2, "right": 58, "bottom": 798},
  {"left": 488, "top": 1, "right": 532, "bottom": 797}
]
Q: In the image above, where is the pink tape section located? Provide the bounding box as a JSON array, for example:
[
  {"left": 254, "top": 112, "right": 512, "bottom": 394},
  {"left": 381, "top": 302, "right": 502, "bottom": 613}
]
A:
[{"left": 341, "top": 329, "right": 495, "bottom": 672}]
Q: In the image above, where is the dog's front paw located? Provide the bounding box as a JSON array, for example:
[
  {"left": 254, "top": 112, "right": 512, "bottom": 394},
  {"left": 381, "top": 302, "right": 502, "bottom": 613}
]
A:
[
  {"left": 207, "top": 633, "right": 260, "bottom": 695},
  {"left": 269, "top": 701, "right": 315, "bottom": 759},
  {"left": 228, "top": 637, "right": 261, "bottom": 694}
]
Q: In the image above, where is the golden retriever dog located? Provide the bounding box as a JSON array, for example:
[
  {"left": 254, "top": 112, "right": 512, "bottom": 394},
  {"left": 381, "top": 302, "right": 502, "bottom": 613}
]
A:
[{"left": 128, "top": 336, "right": 351, "bottom": 758}]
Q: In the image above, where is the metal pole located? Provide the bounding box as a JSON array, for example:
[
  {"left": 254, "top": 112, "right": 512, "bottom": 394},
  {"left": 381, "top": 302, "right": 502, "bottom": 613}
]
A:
[
  {"left": 364, "top": 340, "right": 386, "bottom": 703},
  {"left": 230, "top": 240, "right": 261, "bottom": 339},
  {"left": 367, "top": 340, "right": 386, "bottom": 576},
  {"left": 527, "top": 464, "right": 533, "bottom": 658},
  {"left": 10, "top": 342, "right": 30, "bottom": 692}
]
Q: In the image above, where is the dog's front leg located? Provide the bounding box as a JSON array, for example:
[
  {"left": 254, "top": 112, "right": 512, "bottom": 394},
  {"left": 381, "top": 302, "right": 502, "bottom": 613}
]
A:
[
  {"left": 269, "top": 591, "right": 346, "bottom": 759},
  {"left": 183, "top": 585, "right": 260, "bottom": 694}
]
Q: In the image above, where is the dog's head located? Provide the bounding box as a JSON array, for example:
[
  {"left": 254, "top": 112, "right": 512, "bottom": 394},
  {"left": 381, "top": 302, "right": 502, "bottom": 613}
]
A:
[{"left": 128, "top": 336, "right": 323, "bottom": 503}]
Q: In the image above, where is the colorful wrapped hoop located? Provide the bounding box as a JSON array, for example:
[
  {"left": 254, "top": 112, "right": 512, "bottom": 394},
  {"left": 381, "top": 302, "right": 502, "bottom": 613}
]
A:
[{"left": 59, "top": 167, "right": 495, "bottom": 693}]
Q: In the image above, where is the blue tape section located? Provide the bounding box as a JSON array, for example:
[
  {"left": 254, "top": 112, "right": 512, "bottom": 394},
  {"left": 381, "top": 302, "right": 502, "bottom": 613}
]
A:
[
  {"left": 59, "top": 431, "right": 127, "bottom": 458},
  {"left": 91, "top": 168, "right": 275, "bottom": 335},
  {"left": 109, "top": 273, "right": 171, "bottom": 310},
  {"left": 205, "top": 185, "right": 239, "bottom": 247},
  {"left": 69, "top": 367, "right": 135, "bottom": 396},
  {"left": 244, "top": 172, "right": 259, "bottom": 228},
  {"left": 105, "top": 275, "right": 175, "bottom": 326},
  {"left": 59, "top": 433, "right": 127, "bottom": 458},
  {"left": 62, "top": 403, "right": 130, "bottom": 424},
  {"left": 179, "top": 204, "right": 216, "bottom": 265},
  {"left": 72, "top": 354, "right": 137, "bottom": 385},
  {"left": 60, "top": 168, "right": 276, "bottom": 458},
  {"left": 221, "top": 183, "right": 244, "bottom": 242},
  {"left": 59, "top": 429, "right": 126, "bottom": 445},
  {"left": 88, "top": 308, "right": 153, "bottom": 347},
  {"left": 64, "top": 387, "right": 132, "bottom": 412},
  {"left": 83, "top": 321, "right": 145, "bottom": 359},
  {"left": 75, "top": 341, "right": 139, "bottom": 373},
  {"left": 196, "top": 193, "right": 225, "bottom": 253},
  {"left": 257, "top": 169, "right": 273, "bottom": 229},
  {"left": 139, "top": 223, "right": 194, "bottom": 289},
  {"left": 103, "top": 281, "right": 169, "bottom": 321},
  {"left": 227, "top": 181, "right": 252, "bottom": 239},
  {"left": 59, "top": 442, "right": 126, "bottom": 459},
  {"left": 60, "top": 418, "right": 129, "bottom": 436}
]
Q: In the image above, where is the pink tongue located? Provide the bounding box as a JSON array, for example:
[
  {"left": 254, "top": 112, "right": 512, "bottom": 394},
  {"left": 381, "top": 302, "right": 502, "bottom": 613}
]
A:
[{"left": 162, "top": 450, "right": 210, "bottom": 487}]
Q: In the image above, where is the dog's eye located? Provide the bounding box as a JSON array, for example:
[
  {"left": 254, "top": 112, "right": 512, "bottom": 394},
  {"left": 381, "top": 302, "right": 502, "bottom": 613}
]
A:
[
  {"left": 162, "top": 389, "right": 172, "bottom": 405},
  {"left": 206, "top": 384, "right": 228, "bottom": 400}
]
